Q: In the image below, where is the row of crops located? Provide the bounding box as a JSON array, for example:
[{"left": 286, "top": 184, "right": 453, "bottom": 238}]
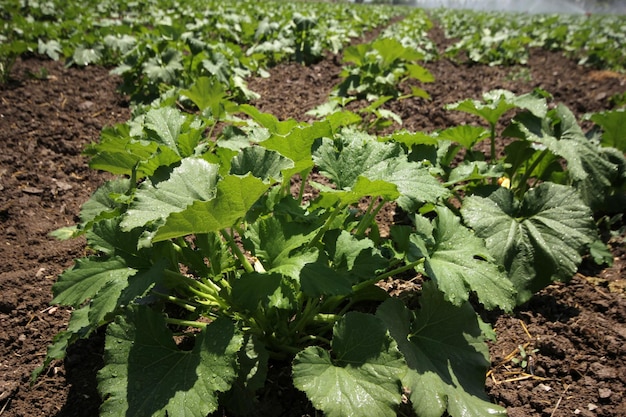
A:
[{"left": 3, "top": 1, "right": 625, "bottom": 416}]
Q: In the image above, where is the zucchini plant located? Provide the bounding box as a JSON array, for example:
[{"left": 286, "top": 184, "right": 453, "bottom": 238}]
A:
[
  {"left": 36, "top": 81, "right": 625, "bottom": 416},
  {"left": 36, "top": 81, "right": 523, "bottom": 417}
]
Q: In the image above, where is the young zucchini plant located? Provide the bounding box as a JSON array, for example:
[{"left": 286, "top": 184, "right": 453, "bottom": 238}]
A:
[
  {"left": 335, "top": 37, "right": 434, "bottom": 102},
  {"left": 36, "top": 78, "right": 521, "bottom": 417}
]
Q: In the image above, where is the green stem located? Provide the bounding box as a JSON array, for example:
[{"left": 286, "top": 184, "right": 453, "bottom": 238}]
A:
[
  {"left": 297, "top": 334, "right": 331, "bottom": 346},
  {"left": 490, "top": 122, "right": 497, "bottom": 163},
  {"left": 165, "top": 318, "right": 208, "bottom": 329},
  {"left": 306, "top": 205, "right": 342, "bottom": 250},
  {"left": 221, "top": 229, "right": 254, "bottom": 273},
  {"left": 516, "top": 148, "right": 549, "bottom": 195},
  {"left": 297, "top": 169, "right": 311, "bottom": 204},
  {"left": 163, "top": 269, "right": 221, "bottom": 296},
  {"left": 152, "top": 292, "right": 199, "bottom": 313},
  {"left": 352, "top": 258, "right": 425, "bottom": 294},
  {"left": 355, "top": 198, "right": 386, "bottom": 237},
  {"left": 311, "top": 313, "right": 340, "bottom": 325}
]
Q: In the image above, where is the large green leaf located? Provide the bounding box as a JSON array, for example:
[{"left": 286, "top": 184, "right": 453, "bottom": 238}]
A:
[
  {"left": 589, "top": 109, "right": 626, "bottom": 151},
  {"left": 244, "top": 215, "right": 319, "bottom": 273},
  {"left": 121, "top": 158, "right": 220, "bottom": 230},
  {"left": 180, "top": 76, "right": 231, "bottom": 116},
  {"left": 409, "top": 207, "right": 516, "bottom": 311},
  {"left": 324, "top": 229, "right": 389, "bottom": 282},
  {"left": 230, "top": 146, "right": 294, "bottom": 182},
  {"left": 314, "top": 131, "right": 447, "bottom": 210},
  {"left": 314, "top": 130, "right": 402, "bottom": 189},
  {"left": 86, "top": 126, "right": 161, "bottom": 176},
  {"left": 260, "top": 120, "right": 332, "bottom": 177},
  {"left": 87, "top": 218, "right": 151, "bottom": 268},
  {"left": 144, "top": 107, "right": 185, "bottom": 156},
  {"left": 142, "top": 48, "right": 183, "bottom": 84},
  {"left": 436, "top": 125, "right": 490, "bottom": 149},
  {"left": 153, "top": 174, "right": 270, "bottom": 241},
  {"left": 231, "top": 272, "right": 293, "bottom": 312},
  {"left": 292, "top": 312, "right": 405, "bottom": 417},
  {"left": 312, "top": 176, "right": 400, "bottom": 209},
  {"left": 52, "top": 256, "right": 136, "bottom": 308},
  {"left": 377, "top": 286, "right": 506, "bottom": 417},
  {"left": 98, "top": 308, "right": 242, "bottom": 417},
  {"left": 462, "top": 183, "right": 596, "bottom": 303}
]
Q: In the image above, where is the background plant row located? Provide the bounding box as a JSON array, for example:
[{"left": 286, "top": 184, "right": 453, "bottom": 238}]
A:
[{"left": 2, "top": 0, "right": 626, "bottom": 86}]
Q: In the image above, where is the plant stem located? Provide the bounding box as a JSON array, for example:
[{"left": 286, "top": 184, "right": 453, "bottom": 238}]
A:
[
  {"left": 165, "top": 318, "right": 208, "bottom": 329},
  {"left": 306, "top": 205, "right": 342, "bottom": 250},
  {"left": 297, "top": 334, "right": 332, "bottom": 346},
  {"left": 221, "top": 229, "right": 254, "bottom": 273},
  {"left": 352, "top": 258, "right": 424, "bottom": 294},
  {"left": 516, "top": 148, "right": 549, "bottom": 195},
  {"left": 153, "top": 292, "right": 199, "bottom": 312},
  {"left": 355, "top": 197, "right": 386, "bottom": 237},
  {"left": 490, "top": 122, "right": 497, "bottom": 163}
]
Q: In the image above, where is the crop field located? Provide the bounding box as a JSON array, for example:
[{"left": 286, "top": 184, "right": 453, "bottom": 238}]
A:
[{"left": 1, "top": 1, "right": 625, "bottom": 416}]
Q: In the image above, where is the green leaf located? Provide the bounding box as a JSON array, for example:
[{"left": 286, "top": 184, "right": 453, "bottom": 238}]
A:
[
  {"left": 590, "top": 109, "right": 626, "bottom": 151},
  {"left": 324, "top": 229, "right": 388, "bottom": 282},
  {"left": 437, "top": 125, "right": 490, "bottom": 149},
  {"left": 411, "top": 207, "right": 516, "bottom": 311},
  {"left": 377, "top": 287, "right": 507, "bottom": 417},
  {"left": 244, "top": 215, "right": 319, "bottom": 273},
  {"left": 314, "top": 130, "right": 401, "bottom": 189},
  {"left": 180, "top": 76, "right": 228, "bottom": 114},
  {"left": 38, "top": 39, "right": 62, "bottom": 60},
  {"left": 52, "top": 256, "right": 136, "bottom": 308},
  {"left": 364, "top": 157, "right": 449, "bottom": 212},
  {"left": 153, "top": 174, "right": 270, "bottom": 241},
  {"left": 462, "top": 183, "right": 596, "bottom": 303},
  {"left": 446, "top": 92, "right": 517, "bottom": 127},
  {"left": 142, "top": 48, "right": 183, "bottom": 83},
  {"left": 144, "top": 107, "right": 185, "bottom": 156},
  {"left": 406, "top": 63, "right": 434, "bottom": 83},
  {"left": 230, "top": 146, "right": 294, "bottom": 182},
  {"left": 79, "top": 178, "right": 131, "bottom": 224},
  {"left": 121, "top": 158, "right": 220, "bottom": 231},
  {"left": 373, "top": 37, "right": 422, "bottom": 67},
  {"left": 98, "top": 308, "right": 242, "bottom": 417},
  {"left": 239, "top": 104, "right": 302, "bottom": 136},
  {"left": 259, "top": 120, "right": 332, "bottom": 180},
  {"left": 32, "top": 306, "right": 91, "bottom": 382},
  {"left": 73, "top": 44, "right": 103, "bottom": 66},
  {"left": 87, "top": 218, "right": 150, "bottom": 267},
  {"left": 86, "top": 125, "right": 160, "bottom": 176},
  {"left": 299, "top": 262, "right": 353, "bottom": 298},
  {"left": 292, "top": 312, "right": 405, "bottom": 417},
  {"left": 231, "top": 272, "right": 286, "bottom": 312},
  {"left": 314, "top": 131, "right": 447, "bottom": 210},
  {"left": 313, "top": 176, "right": 399, "bottom": 209},
  {"left": 446, "top": 89, "right": 547, "bottom": 126},
  {"left": 223, "top": 334, "right": 269, "bottom": 415}
]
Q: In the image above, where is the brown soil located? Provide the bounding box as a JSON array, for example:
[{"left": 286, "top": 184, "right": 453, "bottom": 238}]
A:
[{"left": 1, "top": 22, "right": 625, "bottom": 417}]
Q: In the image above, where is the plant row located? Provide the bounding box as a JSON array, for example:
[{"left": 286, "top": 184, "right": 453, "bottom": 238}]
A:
[
  {"left": 433, "top": 8, "right": 626, "bottom": 69},
  {"left": 8, "top": 1, "right": 624, "bottom": 416}
]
